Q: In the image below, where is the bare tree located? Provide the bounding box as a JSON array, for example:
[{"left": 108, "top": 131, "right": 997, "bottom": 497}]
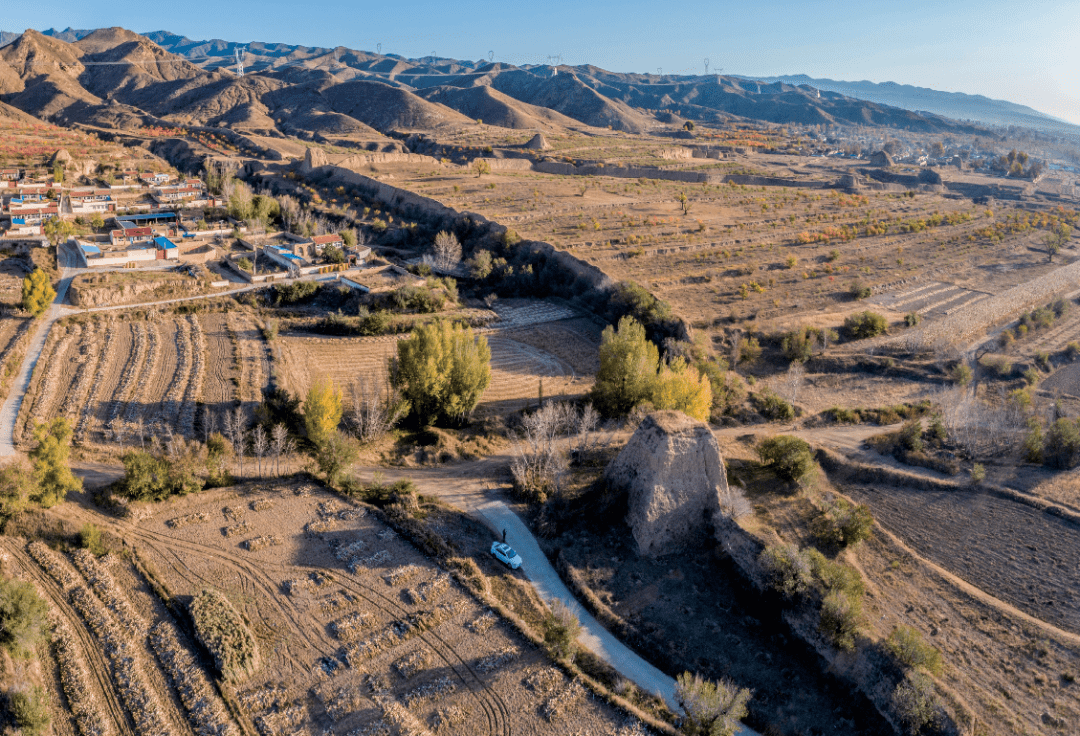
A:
[
  {"left": 510, "top": 402, "right": 578, "bottom": 500},
  {"left": 575, "top": 404, "right": 600, "bottom": 455},
  {"left": 781, "top": 361, "right": 806, "bottom": 407},
  {"left": 133, "top": 416, "right": 146, "bottom": 450},
  {"left": 108, "top": 417, "right": 128, "bottom": 454},
  {"left": 226, "top": 407, "right": 248, "bottom": 478},
  {"left": 433, "top": 231, "right": 462, "bottom": 271},
  {"left": 270, "top": 423, "right": 288, "bottom": 477},
  {"left": 348, "top": 374, "right": 405, "bottom": 444},
  {"left": 202, "top": 405, "right": 217, "bottom": 444},
  {"left": 252, "top": 424, "right": 269, "bottom": 478}
]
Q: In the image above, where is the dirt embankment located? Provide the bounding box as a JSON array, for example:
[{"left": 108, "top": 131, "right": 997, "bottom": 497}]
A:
[{"left": 69, "top": 277, "right": 207, "bottom": 308}]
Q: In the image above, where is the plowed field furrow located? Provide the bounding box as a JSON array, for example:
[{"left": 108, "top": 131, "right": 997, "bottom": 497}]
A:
[
  {"left": 0, "top": 538, "right": 135, "bottom": 736},
  {"left": 20, "top": 323, "right": 82, "bottom": 442},
  {"left": 80, "top": 322, "right": 128, "bottom": 442},
  {"left": 125, "top": 322, "right": 161, "bottom": 426},
  {"left": 197, "top": 313, "right": 233, "bottom": 409},
  {"left": 179, "top": 315, "right": 206, "bottom": 437},
  {"left": 159, "top": 319, "right": 192, "bottom": 429},
  {"left": 65, "top": 324, "right": 102, "bottom": 424},
  {"left": 107, "top": 323, "right": 148, "bottom": 427}
]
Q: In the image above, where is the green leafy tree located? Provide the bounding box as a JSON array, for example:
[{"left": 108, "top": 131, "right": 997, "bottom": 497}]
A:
[
  {"left": 390, "top": 320, "right": 492, "bottom": 426},
  {"left": 1045, "top": 224, "right": 1071, "bottom": 263},
  {"left": 313, "top": 430, "right": 359, "bottom": 485},
  {"left": 674, "top": 671, "right": 752, "bottom": 736},
  {"left": 757, "top": 435, "right": 814, "bottom": 484},
  {"left": 90, "top": 213, "right": 105, "bottom": 230},
  {"left": 29, "top": 418, "right": 80, "bottom": 507},
  {"left": 591, "top": 316, "right": 660, "bottom": 417},
  {"left": 43, "top": 217, "right": 75, "bottom": 247},
  {"left": 322, "top": 244, "right": 346, "bottom": 264},
  {"left": 0, "top": 461, "right": 33, "bottom": 521},
  {"left": 304, "top": 378, "right": 344, "bottom": 446},
  {"left": 0, "top": 578, "right": 49, "bottom": 655},
  {"left": 228, "top": 181, "right": 254, "bottom": 221},
  {"left": 21, "top": 269, "right": 56, "bottom": 318}
]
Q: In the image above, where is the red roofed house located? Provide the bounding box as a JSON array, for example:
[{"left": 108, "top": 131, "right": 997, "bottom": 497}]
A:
[
  {"left": 0, "top": 169, "right": 19, "bottom": 181},
  {"left": 110, "top": 226, "right": 153, "bottom": 246}
]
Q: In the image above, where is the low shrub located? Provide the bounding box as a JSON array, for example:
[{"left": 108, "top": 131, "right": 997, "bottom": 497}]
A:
[
  {"left": 757, "top": 435, "right": 813, "bottom": 483},
  {"left": 843, "top": 311, "right": 888, "bottom": 340},
  {"left": 904, "top": 312, "right": 921, "bottom": 327},
  {"left": 849, "top": 281, "right": 872, "bottom": 300},
  {"left": 818, "top": 590, "right": 861, "bottom": 651},
  {"left": 0, "top": 578, "right": 48, "bottom": 655},
  {"left": 10, "top": 686, "right": 50, "bottom": 735},
  {"left": 750, "top": 389, "right": 795, "bottom": 421},
  {"left": 810, "top": 498, "right": 874, "bottom": 548},
  {"left": 759, "top": 544, "right": 813, "bottom": 599},
  {"left": 886, "top": 626, "right": 942, "bottom": 675},
  {"left": 951, "top": 363, "right": 972, "bottom": 386},
  {"left": 273, "top": 280, "right": 318, "bottom": 305},
  {"left": 79, "top": 523, "right": 106, "bottom": 556},
  {"left": 892, "top": 672, "right": 940, "bottom": 735},
  {"left": 1044, "top": 417, "right": 1080, "bottom": 469}
]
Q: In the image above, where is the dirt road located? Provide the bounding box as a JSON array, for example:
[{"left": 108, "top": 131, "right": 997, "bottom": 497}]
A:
[{"left": 0, "top": 242, "right": 76, "bottom": 457}]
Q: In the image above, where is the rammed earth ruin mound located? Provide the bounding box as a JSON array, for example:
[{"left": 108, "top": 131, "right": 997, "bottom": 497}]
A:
[{"left": 605, "top": 410, "right": 730, "bottom": 557}]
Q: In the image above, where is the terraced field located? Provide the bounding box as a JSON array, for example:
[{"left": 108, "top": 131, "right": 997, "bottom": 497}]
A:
[{"left": 17, "top": 313, "right": 227, "bottom": 448}]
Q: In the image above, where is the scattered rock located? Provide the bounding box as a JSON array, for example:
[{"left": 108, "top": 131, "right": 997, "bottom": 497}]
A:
[{"left": 605, "top": 410, "right": 731, "bottom": 557}]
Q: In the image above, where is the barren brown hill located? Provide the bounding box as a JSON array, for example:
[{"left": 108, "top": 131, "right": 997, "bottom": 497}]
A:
[{"left": 416, "top": 84, "right": 581, "bottom": 130}]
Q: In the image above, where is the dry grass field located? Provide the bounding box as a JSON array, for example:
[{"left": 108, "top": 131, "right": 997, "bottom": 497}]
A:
[{"left": 28, "top": 482, "right": 643, "bottom": 736}]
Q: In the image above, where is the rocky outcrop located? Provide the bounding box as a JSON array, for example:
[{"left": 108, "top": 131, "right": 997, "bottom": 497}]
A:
[
  {"left": 50, "top": 148, "right": 73, "bottom": 167},
  {"left": 605, "top": 410, "right": 730, "bottom": 557},
  {"left": 918, "top": 167, "right": 943, "bottom": 185},
  {"left": 299, "top": 146, "right": 328, "bottom": 174},
  {"left": 525, "top": 132, "right": 549, "bottom": 150},
  {"left": 869, "top": 150, "right": 893, "bottom": 167}
]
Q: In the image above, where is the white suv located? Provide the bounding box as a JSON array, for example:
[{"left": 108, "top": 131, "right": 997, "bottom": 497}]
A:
[{"left": 490, "top": 542, "right": 522, "bottom": 570}]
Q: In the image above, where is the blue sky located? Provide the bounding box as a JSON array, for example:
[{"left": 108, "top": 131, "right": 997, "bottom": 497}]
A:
[{"left": 6, "top": 0, "right": 1080, "bottom": 124}]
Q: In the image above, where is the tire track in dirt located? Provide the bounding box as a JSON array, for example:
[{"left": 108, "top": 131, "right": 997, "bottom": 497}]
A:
[
  {"left": 50, "top": 506, "right": 330, "bottom": 669},
  {"left": 327, "top": 569, "right": 511, "bottom": 736},
  {"left": 0, "top": 538, "right": 135, "bottom": 736}
]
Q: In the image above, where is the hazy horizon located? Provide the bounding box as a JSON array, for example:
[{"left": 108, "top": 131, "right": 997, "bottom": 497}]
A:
[{"left": 4, "top": 0, "right": 1079, "bottom": 125}]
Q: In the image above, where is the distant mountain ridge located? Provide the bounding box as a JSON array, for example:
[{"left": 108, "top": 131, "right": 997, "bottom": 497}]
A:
[
  {"left": 0, "top": 25, "right": 995, "bottom": 141},
  {"left": 744, "top": 73, "right": 1080, "bottom": 135}
]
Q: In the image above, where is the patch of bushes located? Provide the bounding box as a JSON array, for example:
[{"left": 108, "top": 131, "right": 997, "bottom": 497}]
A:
[
  {"left": 189, "top": 589, "right": 260, "bottom": 682},
  {"left": 848, "top": 281, "right": 872, "bottom": 300},
  {"left": 756, "top": 435, "right": 813, "bottom": 483},
  {"left": 750, "top": 388, "right": 795, "bottom": 421},
  {"left": 886, "top": 626, "right": 942, "bottom": 675},
  {"left": 892, "top": 672, "right": 940, "bottom": 735},
  {"left": 272, "top": 280, "right": 319, "bottom": 305},
  {"left": 0, "top": 578, "right": 48, "bottom": 655},
  {"left": 843, "top": 311, "right": 888, "bottom": 340},
  {"left": 810, "top": 498, "right": 874, "bottom": 549},
  {"left": 10, "top": 686, "right": 50, "bottom": 735},
  {"left": 825, "top": 402, "right": 931, "bottom": 426}
]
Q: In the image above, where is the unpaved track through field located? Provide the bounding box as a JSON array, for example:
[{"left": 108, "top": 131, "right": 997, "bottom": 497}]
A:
[
  {"left": 0, "top": 537, "right": 135, "bottom": 736},
  {"left": 0, "top": 242, "right": 75, "bottom": 457}
]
